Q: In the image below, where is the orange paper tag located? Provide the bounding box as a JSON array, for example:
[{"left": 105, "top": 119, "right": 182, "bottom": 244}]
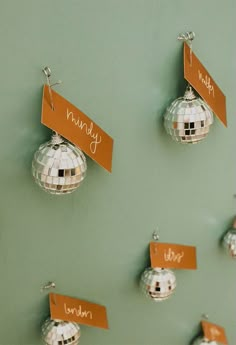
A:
[
  {"left": 184, "top": 42, "right": 227, "bottom": 127},
  {"left": 202, "top": 321, "right": 228, "bottom": 345},
  {"left": 150, "top": 242, "right": 197, "bottom": 269},
  {"left": 41, "top": 85, "right": 114, "bottom": 172},
  {"left": 49, "top": 293, "right": 109, "bottom": 329}
]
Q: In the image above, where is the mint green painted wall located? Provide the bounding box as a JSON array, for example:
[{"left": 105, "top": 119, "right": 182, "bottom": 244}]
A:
[{"left": 0, "top": 1, "right": 235, "bottom": 344}]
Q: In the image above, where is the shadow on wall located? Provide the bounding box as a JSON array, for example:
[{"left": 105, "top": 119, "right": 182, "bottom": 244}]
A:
[
  {"left": 135, "top": 244, "right": 151, "bottom": 286},
  {"left": 156, "top": 45, "right": 187, "bottom": 140}
]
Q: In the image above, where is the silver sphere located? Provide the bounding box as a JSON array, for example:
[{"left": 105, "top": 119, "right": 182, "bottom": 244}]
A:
[
  {"left": 140, "top": 267, "right": 176, "bottom": 302},
  {"left": 42, "top": 318, "right": 81, "bottom": 345},
  {"left": 223, "top": 229, "right": 236, "bottom": 258},
  {"left": 164, "top": 86, "right": 214, "bottom": 144},
  {"left": 32, "top": 133, "right": 87, "bottom": 195}
]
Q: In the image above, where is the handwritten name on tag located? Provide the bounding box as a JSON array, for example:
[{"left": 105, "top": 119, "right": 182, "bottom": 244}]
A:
[
  {"left": 150, "top": 242, "right": 197, "bottom": 269},
  {"left": 49, "top": 293, "right": 109, "bottom": 329},
  {"left": 184, "top": 42, "right": 227, "bottom": 127},
  {"left": 41, "top": 85, "right": 114, "bottom": 172},
  {"left": 202, "top": 321, "right": 228, "bottom": 345}
]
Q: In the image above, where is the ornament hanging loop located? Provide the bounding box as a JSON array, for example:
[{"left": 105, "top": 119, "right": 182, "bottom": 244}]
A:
[
  {"left": 177, "top": 31, "right": 195, "bottom": 42},
  {"left": 178, "top": 31, "right": 195, "bottom": 67},
  {"left": 43, "top": 66, "right": 52, "bottom": 79},
  {"left": 40, "top": 281, "right": 56, "bottom": 292},
  {"left": 42, "top": 66, "right": 62, "bottom": 111},
  {"left": 152, "top": 230, "right": 159, "bottom": 241}
]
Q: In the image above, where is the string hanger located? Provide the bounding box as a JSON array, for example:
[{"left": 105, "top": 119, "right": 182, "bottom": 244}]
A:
[
  {"left": 40, "top": 281, "right": 57, "bottom": 305},
  {"left": 40, "top": 281, "right": 56, "bottom": 292},
  {"left": 152, "top": 229, "right": 160, "bottom": 242},
  {"left": 42, "top": 66, "right": 62, "bottom": 111},
  {"left": 177, "top": 31, "right": 195, "bottom": 66}
]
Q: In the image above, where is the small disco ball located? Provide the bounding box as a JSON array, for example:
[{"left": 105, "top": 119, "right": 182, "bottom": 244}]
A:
[
  {"left": 32, "top": 133, "right": 87, "bottom": 195},
  {"left": 223, "top": 228, "right": 236, "bottom": 258},
  {"left": 42, "top": 318, "right": 81, "bottom": 345},
  {"left": 164, "top": 86, "right": 214, "bottom": 144},
  {"left": 140, "top": 267, "right": 176, "bottom": 302}
]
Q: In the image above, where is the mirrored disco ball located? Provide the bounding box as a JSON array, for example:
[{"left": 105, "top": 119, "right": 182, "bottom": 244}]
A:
[
  {"left": 223, "top": 229, "right": 236, "bottom": 258},
  {"left": 140, "top": 267, "right": 176, "bottom": 302},
  {"left": 42, "top": 318, "right": 81, "bottom": 345},
  {"left": 164, "top": 86, "right": 214, "bottom": 144},
  {"left": 32, "top": 133, "right": 87, "bottom": 195}
]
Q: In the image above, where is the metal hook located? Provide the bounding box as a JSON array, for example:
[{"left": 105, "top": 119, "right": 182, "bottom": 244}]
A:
[
  {"left": 40, "top": 281, "right": 56, "bottom": 292},
  {"left": 152, "top": 230, "right": 159, "bottom": 241},
  {"left": 42, "top": 66, "right": 52, "bottom": 79},
  {"left": 42, "top": 66, "right": 62, "bottom": 111},
  {"left": 178, "top": 31, "right": 195, "bottom": 67},
  {"left": 177, "top": 31, "right": 195, "bottom": 42}
]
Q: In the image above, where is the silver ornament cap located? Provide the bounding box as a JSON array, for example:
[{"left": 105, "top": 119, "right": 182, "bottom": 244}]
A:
[
  {"left": 140, "top": 267, "right": 176, "bottom": 302},
  {"left": 223, "top": 218, "right": 236, "bottom": 258},
  {"left": 164, "top": 86, "right": 214, "bottom": 144},
  {"left": 42, "top": 318, "right": 81, "bottom": 345},
  {"left": 32, "top": 133, "right": 87, "bottom": 195}
]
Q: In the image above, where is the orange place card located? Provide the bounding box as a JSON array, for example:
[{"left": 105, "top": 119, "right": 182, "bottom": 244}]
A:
[
  {"left": 184, "top": 42, "right": 227, "bottom": 127},
  {"left": 202, "top": 321, "right": 228, "bottom": 345},
  {"left": 49, "top": 293, "right": 109, "bottom": 329},
  {"left": 150, "top": 242, "right": 197, "bottom": 269},
  {"left": 41, "top": 85, "right": 114, "bottom": 172}
]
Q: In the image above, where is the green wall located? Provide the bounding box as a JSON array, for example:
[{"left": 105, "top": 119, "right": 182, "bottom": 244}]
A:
[{"left": 0, "top": 1, "right": 235, "bottom": 344}]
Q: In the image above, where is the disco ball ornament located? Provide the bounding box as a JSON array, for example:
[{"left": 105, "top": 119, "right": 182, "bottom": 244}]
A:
[
  {"left": 42, "top": 318, "right": 81, "bottom": 345},
  {"left": 140, "top": 267, "right": 176, "bottom": 302},
  {"left": 32, "top": 133, "right": 87, "bottom": 195},
  {"left": 223, "top": 218, "right": 236, "bottom": 258},
  {"left": 164, "top": 86, "right": 214, "bottom": 144}
]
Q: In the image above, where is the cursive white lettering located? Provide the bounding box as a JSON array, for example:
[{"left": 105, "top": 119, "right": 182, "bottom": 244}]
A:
[
  {"left": 64, "top": 303, "right": 93, "bottom": 319},
  {"left": 66, "top": 109, "right": 102, "bottom": 154},
  {"left": 164, "top": 248, "right": 184, "bottom": 263},
  {"left": 198, "top": 70, "right": 215, "bottom": 97}
]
